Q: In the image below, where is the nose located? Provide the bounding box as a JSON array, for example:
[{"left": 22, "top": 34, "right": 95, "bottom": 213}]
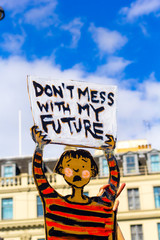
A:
[{"left": 73, "top": 168, "right": 79, "bottom": 172}]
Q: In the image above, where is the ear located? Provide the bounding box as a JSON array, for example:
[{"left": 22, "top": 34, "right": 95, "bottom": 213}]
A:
[
  {"left": 59, "top": 166, "right": 63, "bottom": 175},
  {"left": 55, "top": 164, "right": 64, "bottom": 175},
  {"left": 91, "top": 166, "right": 97, "bottom": 177}
]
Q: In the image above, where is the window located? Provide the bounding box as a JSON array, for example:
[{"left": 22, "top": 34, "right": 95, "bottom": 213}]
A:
[
  {"left": 99, "top": 157, "right": 109, "bottom": 177},
  {"left": 126, "top": 156, "right": 135, "bottom": 173},
  {"left": 131, "top": 225, "right": 143, "bottom": 240},
  {"left": 37, "top": 196, "right": 43, "bottom": 217},
  {"left": 158, "top": 223, "right": 160, "bottom": 240},
  {"left": 4, "top": 166, "right": 13, "bottom": 177},
  {"left": 127, "top": 188, "right": 140, "bottom": 210},
  {"left": 2, "top": 198, "right": 13, "bottom": 220},
  {"left": 28, "top": 162, "right": 32, "bottom": 175},
  {"left": 28, "top": 162, "right": 34, "bottom": 184},
  {"left": 1, "top": 164, "right": 16, "bottom": 185},
  {"left": 123, "top": 154, "right": 139, "bottom": 175},
  {"left": 154, "top": 187, "right": 160, "bottom": 208},
  {"left": 1, "top": 164, "right": 16, "bottom": 178},
  {"left": 150, "top": 154, "right": 160, "bottom": 172},
  {"left": 84, "top": 192, "right": 89, "bottom": 197}
]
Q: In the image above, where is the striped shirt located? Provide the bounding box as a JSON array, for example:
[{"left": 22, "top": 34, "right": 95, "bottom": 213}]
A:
[{"left": 33, "top": 149, "right": 120, "bottom": 240}]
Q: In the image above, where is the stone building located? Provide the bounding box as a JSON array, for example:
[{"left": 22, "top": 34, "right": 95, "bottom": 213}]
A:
[{"left": 0, "top": 139, "right": 159, "bottom": 240}]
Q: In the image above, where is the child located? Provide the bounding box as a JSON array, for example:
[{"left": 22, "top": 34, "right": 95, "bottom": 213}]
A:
[{"left": 31, "top": 126, "right": 120, "bottom": 240}]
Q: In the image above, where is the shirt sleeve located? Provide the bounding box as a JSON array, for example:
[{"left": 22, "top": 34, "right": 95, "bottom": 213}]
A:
[
  {"left": 32, "top": 146, "right": 57, "bottom": 199},
  {"left": 102, "top": 152, "right": 120, "bottom": 202}
]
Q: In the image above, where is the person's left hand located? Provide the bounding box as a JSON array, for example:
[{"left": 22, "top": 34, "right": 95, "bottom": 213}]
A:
[{"left": 104, "top": 134, "right": 116, "bottom": 152}]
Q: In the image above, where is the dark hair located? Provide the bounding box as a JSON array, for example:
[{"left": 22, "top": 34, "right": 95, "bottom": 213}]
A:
[{"left": 54, "top": 149, "right": 98, "bottom": 177}]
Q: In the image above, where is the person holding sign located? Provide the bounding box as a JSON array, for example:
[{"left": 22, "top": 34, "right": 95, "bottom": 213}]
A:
[{"left": 31, "top": 126, "right": 121, "bottom": 240}]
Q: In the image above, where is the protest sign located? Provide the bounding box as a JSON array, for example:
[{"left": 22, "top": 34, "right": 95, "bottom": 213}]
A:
[{"left": 27, "top": 76, "right": 117, "bottom": 149}]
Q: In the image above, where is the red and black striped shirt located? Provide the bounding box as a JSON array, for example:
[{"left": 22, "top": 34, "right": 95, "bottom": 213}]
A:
[{"left": 33, "top": 149, "right": 120, "bottom": 240}]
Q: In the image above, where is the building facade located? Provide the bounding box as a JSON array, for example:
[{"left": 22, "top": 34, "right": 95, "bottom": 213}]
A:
[{"left": 0, "top": 139, "right": 159, "bottom": 240}]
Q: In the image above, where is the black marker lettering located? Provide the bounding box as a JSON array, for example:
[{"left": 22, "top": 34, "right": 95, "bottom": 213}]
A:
[
  {"left": 61, "top": 117, "right": 75, "bottom": 134},
  {"left": 83, "top": 120, "right": 103, "bottom": 140},
  {"left": 78, "top": 87, "right": 90, "bottom": 101},
  {"left": 37, "top": 101, "right": 49, "bottom": 112},
  {"left": 90, "top": 90, "right": 99, "bottom": 103},
  {"left": 77, "top": 103, "right": 90, "bottom": 116},
  {"left": 52, "top": 85, "right": 63, "bottom": 98},
  {"left": 73, "top": 118, "right": 82, "bottom": 133},
  {"left": 50, "top": 101, "right": 54, "bottom": 112},
  {"left": 33, "top": 81, "right": 43, "bottom": 97},
  {"left": 62, "top": 103, "right": 71, "bottom": 114},
  {"left": 93, "top": 122, "right": 103, "bottom": 139},
  {"left": 45, "top": 85, "right": 53, "bottom": 97},
  {"left": 40, "top": 115, "right": 61, "bottom": 134},
  {"left": 55, "top": 102, "right": 65, "bottom": 111},
  {"left": 108, "top": 92, "right": 114, "bottom": 106},
  {"left": 90, "top": 104, "right": 105, "bottom": 121},
  {"left": 100, "top": 91, "right": 106, "bottom": 104},
  {"left": 66, "top": 86, "right": 74, "bottom": 98}
]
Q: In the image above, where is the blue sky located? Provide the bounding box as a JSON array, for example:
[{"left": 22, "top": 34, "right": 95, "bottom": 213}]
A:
[{"left": 0, "top": 0, "right": 160, "bottom": 158}]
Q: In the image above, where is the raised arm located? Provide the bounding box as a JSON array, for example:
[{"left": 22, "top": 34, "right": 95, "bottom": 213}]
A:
[
  {"left": 102, "top": 135, "right": 120, "bottom": 201},
  {"left": 31, "top": 126, "right": 54, "bottom": 198}
]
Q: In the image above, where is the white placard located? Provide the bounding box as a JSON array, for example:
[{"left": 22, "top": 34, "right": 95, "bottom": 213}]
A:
[{"left": 27, "top": 76, "right": 117, "bottom": 149}]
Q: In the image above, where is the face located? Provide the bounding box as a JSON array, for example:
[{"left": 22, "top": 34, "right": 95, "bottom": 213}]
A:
[{"left": 61, "top": 154, "right": 92, "bottom": 188}]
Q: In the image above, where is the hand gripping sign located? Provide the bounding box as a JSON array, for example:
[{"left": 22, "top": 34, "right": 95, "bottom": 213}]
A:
[{"left": 27, "top": 76, "right": 117, "bottom": 149}]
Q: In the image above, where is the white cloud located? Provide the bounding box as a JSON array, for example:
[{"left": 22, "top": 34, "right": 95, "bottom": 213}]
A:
[
  {"left": 89, "top": 24, "right": 128, "bottom": 55},
  {"left": 118, "top": 73, "right": 160, "bottom": 148},
  {"left": 0, "top": 33, "right": 25, "bottom": 54},
  {"left": 120, "top": 0, "right": 160, "bottom": 21},
  {"left": 1, "top": 0, "right": 59, "bottom": 27},
  {"left": 0, "top": 56, "right": 159, "bottom": 159},
  {"left": 24, "top": 1, "right": 58, "bottom": 28},
  {"left": 140, "top": 73, "right": 160, "bottom": 103},
  {"left": 96, "top": 57, "right": 132, "bottom": 77},
  {"left": 0, "top": 0, "right": 31, "bottom": 14},
  {"left": 61, "top": 18, "right": 84, "bottom": 48},
  {"left": 139, "top": 22, "right": 149, "bottom": 36}
]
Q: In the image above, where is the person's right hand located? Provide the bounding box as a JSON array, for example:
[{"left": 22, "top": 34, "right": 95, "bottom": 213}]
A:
[
  {"left": 30, "top": 125, "right": 51, "bottom": 149},
  {"left": 98, "top": 183, "right": 126, "bottom": 211},
  {"left": 98, "top": 183, "right": 126, "bottom": 240}
]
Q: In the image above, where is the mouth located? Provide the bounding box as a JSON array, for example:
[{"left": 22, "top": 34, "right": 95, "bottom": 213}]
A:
[{"left": 73, "top": 175, "right": 82, "bottom": 182}]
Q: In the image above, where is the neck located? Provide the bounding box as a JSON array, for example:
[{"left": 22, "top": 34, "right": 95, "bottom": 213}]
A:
[{"left": 68, "top": 186, "right": 88, "bottom": 203}]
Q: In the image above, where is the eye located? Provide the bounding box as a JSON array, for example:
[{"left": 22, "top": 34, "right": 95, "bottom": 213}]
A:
[
  {"left": 82, "top": 166, "right": 84, "bottom": 168},
  {"left": 67, "top": 164, "right": 70, "bottom": 167}
]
